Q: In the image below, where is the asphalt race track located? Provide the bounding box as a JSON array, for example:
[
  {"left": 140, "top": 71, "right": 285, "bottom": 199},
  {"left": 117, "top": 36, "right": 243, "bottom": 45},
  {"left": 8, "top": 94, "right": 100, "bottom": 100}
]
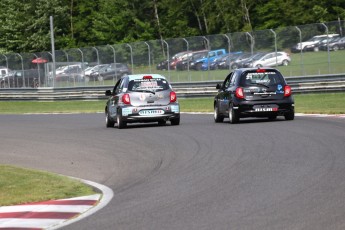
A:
[{"left": 1, "top": 113, "right": 345, "bottom": 230}]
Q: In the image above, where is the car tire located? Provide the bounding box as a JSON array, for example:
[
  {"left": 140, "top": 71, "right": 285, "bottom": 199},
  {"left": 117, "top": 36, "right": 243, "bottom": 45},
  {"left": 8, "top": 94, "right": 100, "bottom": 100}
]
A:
[
  {"left": 116, "top": 112, "right": 127, "bottom": 129},
  {"left": 214, "top": 105, "right": 224, "bottom": 123},
  {"left": 106, "top": 111, "right": 115, "bottom": 128},
  {"left": 314, "top": 47, "right": 319, "bottom": 52},
  {"left": 196, "top": 63, "right": 203, "bottom": 71},
  {"left": 229, "top": 104, "right": 239, "bottom": 124},
  {"left": 284, "top": 111, "right": 295, "bottom": 121},
  {"left": 158, "top": 120, "right": 167, "bottom": 126},
  {"left": 333, "top": 45, "right": 339, "bottom": 51},
  {"left": 98, "top": 76, "right": 104, "bottom": 82},
  {"left": 282, "top": 60, "right": 289, "bottom": 66},
  {"left": 170, "top": 117, "right": 180, "bottom": 126},
  {"left": 268, "top": 115, "right": 277, "bottom": 120}
]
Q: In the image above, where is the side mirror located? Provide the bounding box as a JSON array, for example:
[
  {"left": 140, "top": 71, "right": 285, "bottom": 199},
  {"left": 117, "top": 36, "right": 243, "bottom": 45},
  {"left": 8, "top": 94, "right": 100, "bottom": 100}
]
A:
[
  {"left": 105, "top": 90, "right": 112, "bottom": 96},
  {"left": 216, "top": 83, "right": 221, "bottom": 89}
]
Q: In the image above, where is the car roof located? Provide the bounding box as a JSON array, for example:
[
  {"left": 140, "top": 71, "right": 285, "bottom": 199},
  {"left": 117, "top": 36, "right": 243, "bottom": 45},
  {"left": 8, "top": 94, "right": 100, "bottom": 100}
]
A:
[
  {"left": 234, "top": 67, "right": 281, "bottom": 73},
  {"left": 127, "top": 74, "right": 167, "bottom": 81}
]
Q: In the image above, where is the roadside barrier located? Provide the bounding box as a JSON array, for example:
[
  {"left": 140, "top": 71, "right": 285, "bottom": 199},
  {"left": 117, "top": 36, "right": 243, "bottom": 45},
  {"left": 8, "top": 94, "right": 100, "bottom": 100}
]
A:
[{"left": 0, "top": 74, "right": 344, "bottom": 101}]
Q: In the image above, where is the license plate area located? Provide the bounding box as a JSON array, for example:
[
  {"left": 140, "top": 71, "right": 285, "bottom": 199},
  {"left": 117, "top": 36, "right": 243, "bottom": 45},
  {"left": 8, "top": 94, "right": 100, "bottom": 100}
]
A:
[
  {"left": 139, "top": 109, "right": 164, "bottom": 116},
  {"left": 253, "top": 104, "right": 278, "bottom": 112}
]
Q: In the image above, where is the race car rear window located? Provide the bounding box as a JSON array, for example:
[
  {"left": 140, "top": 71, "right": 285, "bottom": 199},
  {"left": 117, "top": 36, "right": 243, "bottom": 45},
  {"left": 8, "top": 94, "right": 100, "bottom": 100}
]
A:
[
  {"left": 240, "top": 70, "right": 284, "bottom": 87},
  {"left": 128, "top": 78, "right": 169, "bottom": 92}
]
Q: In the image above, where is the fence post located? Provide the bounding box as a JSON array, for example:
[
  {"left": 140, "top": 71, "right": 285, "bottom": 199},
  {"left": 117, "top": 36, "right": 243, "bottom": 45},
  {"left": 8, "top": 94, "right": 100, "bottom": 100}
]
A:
[
  {"left": 321, "top": 23, "right": 331, "bottom": 73},
  {"left": 16, "top": 53, "right": 25, "bottom": 87},
  {"left": 33, "top": 54, "right": 41, "bottom": 87},
  {"left": 270, "top": 29, "right": 278, "bottom": 66},
  {"left": 182, "top": 38, "right": 191, "bottom": 81},
  {"left": 144, "top": 42, "right": 152, "bottom": 73},
  {"left": 203, "top": 36, "right": 210, "bottom": 80},
  {"left": 295, "top": 26, "right": 304, "bottom": 76},
  {"left": 162, "top": 40, "right": 170, "bottom": 80},
  {"left": 126, "top": 44, "right": 134, "bottom": 74},
  {"left": 107, "top": 45, "right": 117, "bottom": 84},
  {"left": 223, "top": 34, "right": 232, "bottom": 71},
  {"left": 246, "top": 32, "right": 254, "bottom": 55}
]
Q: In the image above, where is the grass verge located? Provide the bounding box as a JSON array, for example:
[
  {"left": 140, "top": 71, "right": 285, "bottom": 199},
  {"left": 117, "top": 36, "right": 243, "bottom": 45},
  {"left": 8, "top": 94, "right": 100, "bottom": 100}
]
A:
[
  {"left": 0, "top": 165, "right": 96, "bottom": 206},
  {"left": 0, "top": 92, "right": 344, "bottom": 114}
]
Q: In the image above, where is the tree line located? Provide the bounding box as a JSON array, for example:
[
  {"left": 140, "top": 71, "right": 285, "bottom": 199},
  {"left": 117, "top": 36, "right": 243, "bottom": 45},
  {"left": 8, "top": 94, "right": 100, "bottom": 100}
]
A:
[{"left": 0, "top": 0, "right": 344, "bottom": 54}]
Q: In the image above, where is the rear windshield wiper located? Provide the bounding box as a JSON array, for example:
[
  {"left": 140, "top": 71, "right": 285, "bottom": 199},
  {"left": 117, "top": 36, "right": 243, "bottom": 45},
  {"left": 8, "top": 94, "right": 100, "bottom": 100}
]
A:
[
  {"left": 248, "top": 82, "right": 270, "bottom": 88},
  {"left": 135, "top": 89, "right": 156, "bottom": 94}
]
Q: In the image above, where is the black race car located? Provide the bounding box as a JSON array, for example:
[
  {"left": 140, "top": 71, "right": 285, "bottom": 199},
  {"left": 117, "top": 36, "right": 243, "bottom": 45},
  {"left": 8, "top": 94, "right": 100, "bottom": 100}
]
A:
[{"left": 214, "top": 68, "right": 294, "bottom": 123}]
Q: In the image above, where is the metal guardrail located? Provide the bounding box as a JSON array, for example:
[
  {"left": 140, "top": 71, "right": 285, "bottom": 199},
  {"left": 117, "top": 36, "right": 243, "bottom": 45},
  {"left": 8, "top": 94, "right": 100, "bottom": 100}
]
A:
[{"left": 0, "top": 74, "right": 344, "bottom": 101}]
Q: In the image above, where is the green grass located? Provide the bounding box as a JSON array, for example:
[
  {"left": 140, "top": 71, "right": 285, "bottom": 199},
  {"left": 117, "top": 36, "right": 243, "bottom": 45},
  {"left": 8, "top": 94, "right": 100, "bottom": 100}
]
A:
[
  {"left": 0, "top": 165, "right": 96, "bottom": 206},
  {"left": 0, "top": 92, "right": 344, "bottom": 114}
]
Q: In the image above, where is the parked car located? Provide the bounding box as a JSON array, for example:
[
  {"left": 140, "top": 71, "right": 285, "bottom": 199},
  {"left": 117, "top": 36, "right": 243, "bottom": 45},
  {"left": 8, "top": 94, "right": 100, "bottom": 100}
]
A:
[
  {"left": 209, "top": 54, "right": 229, "bottom": 70},
  {"left": 55, "top": 65, "right": 84, "bottom": 82},
  {"left": 156, "top": 51, "right": 191, "bottom": 70},
  {"left": 190, "top": 49, "right": 227, "bottom": 70},
  {"left": 1, "top": 69, "right": 45, "bottom": 88},
  {"left": 291, "top": 34, "right": 339, "bottom": 52},
  {"left": 238, "top": 52, "right": 267, "bottom": 68},
  {"left": 214, "top": 67, "right": 294, "bottom": 123},
  {"left": 105, "top": 74, "right": 180, "bottom": 129},
  {"left": 90, "top": 63, "right": 131, "bottom": 81},
  {"left": 175, "top": 50, "right": 208, "bottom": 71},
  {"left": 320, "top": 36, "right": 345, "bottom": 51},
  {"left": 84, "top": 64, "right": 109, "bottom": 82},
  {"left": 247, "top": 52, "right": 291, "bottom": 68},
  {"left": 217, "top": 53, "right": 252, "bottom": 70}
]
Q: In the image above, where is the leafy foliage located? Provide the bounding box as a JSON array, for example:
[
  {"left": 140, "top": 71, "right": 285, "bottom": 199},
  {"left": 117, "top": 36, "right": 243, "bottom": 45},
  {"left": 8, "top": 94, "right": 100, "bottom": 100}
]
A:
[{"left": 0, "top": 0, "right": 344, "bottom": 53}]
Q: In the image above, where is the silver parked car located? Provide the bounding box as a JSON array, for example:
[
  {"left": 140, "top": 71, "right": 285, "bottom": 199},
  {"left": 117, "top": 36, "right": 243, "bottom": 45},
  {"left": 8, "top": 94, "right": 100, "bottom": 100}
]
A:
[
  {"left": 105, "top": 74, "right": 180, "bottom": 129},
  {"left": 249, "top": 52, "right": 291, "bottom": 68}
]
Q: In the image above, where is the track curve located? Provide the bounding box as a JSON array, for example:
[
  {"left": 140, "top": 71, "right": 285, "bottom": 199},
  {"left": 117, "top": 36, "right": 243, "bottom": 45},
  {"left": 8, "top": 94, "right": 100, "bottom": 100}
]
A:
[{"left": 1, "top": 113, "right": 345, "bottom": 230}]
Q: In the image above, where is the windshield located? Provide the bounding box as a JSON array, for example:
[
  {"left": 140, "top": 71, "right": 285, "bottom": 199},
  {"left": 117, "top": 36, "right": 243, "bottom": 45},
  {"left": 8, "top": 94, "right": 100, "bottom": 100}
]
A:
[
  {"left": 241, "top": 71, "right": 284, "bottom": 87},
  {"left": 128, "top": 78, "right": 170, "bottom": 92}
]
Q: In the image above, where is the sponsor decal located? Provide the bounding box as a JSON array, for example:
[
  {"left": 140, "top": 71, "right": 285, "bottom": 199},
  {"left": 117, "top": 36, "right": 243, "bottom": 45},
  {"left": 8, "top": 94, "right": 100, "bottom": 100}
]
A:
[
  {"left": 140, "top": 94, "right": 146, "bottom": 101},
  {"left": 139, "top": 110, "right": 164, "bottom": 115},
  {"left": 276, "top": 84, "right": 284, "bottom": 94},
  {"left": 171, "top": 105, "right": 180, "bottom": 113},
  {"left": 253, "top": 92, "right": 276, "bottom": 95},
  {"left": 122, "top": 108, "right": 132, "bottom": 116}
]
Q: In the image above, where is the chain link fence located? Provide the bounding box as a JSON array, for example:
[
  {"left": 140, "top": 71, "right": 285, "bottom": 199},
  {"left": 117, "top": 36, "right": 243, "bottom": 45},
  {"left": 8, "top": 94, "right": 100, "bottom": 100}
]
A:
[{"left": 1, "top": 20, "right": 345, "bottom": 88}]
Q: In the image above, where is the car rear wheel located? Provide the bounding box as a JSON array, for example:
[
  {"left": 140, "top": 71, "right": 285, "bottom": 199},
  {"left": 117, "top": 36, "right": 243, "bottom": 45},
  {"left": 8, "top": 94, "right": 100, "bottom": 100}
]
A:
[
  {"left": 284, "top": 111, "right": 295, "bottom": 120},
  {"left": 268, "top": 115, "right": 277, "bottom": 120},
  {"left": 158, "top": 120, "right": 167, "bottom": 126},
  {"left": 229, "top": 104, "right": 239, "bottom": 124},
  {"left": 170, "top": 117, "right": 180, "bottom": 126},
  {"left": 214, "top": 105, "right": 224, "bottom": 123},
  {"left": 117, "top": 112, "right": 127, "bottom": 129},
  {"left": 196, "top": 63, "right": 203, "bottom": 71},
  {"left": 98, "top": 76, "right": 104, "bottom": 82},
  {"left": 106, "top": 111, "right": 115, "bottom": 128},
  {"left": 282, "top": 60, "right": 289, "bottom": 66}
]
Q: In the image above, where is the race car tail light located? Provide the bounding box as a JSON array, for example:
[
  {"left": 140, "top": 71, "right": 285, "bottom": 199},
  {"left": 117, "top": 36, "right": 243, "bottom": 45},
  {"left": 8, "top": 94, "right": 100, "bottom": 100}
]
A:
[
  {"left": 256, "top": 68, "right": 266, "bottom": 73},
  {"left": 284, "top": 85, "right": 292, "bottom": 97},
  {"left": 122, "top": 93, "right": 131, "bottom": 105},
  {"left": 235, "top": 87, "right": 244, "bottom": 99},
  {"left": 143, "top": 75, "right": 153, "bottom": 79},
  {"left": 170, "top": 91, "right": 177, "bottom": 103}
]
